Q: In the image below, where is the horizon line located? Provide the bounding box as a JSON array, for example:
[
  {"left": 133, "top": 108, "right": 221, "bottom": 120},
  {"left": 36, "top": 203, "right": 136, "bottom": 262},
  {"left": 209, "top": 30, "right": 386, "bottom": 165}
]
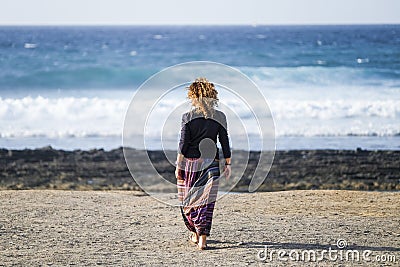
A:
[{"left": 0, "top": 22, "right": 399, "bottom": 27}]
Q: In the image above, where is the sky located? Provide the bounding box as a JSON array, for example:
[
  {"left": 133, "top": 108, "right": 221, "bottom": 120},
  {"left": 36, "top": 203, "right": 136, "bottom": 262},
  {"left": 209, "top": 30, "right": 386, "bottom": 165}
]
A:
[{"left": 0, "top": 0, "right": 399, "bottom": 25}]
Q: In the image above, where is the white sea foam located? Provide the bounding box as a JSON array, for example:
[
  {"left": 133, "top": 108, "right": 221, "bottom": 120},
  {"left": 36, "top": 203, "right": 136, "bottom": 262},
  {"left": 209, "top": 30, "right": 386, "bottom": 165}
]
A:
[
  {"left": 357, "top": 58, "right": 370, "bottom": 64},
  {"left": 24, "top": 43, "right": 37, "bottom": 49},
  {"left": 0, "top": 96, "right": 127, "bottom": 139},
  {"left": 269, "top": 99, "right": 400, "bottom": 119},
  {"left": 0, "top": 95, "right": 398, "bottom": 142}
]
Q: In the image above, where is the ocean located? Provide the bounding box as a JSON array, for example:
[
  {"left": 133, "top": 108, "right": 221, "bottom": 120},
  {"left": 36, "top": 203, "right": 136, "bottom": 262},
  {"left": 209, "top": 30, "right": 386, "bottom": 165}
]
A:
[{"left": 0, "top": 25, "right": 399, "bottom": 150}]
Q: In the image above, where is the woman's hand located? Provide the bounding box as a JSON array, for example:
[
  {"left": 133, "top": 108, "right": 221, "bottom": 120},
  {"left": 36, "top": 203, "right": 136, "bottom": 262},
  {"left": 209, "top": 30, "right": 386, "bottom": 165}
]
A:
[
  {"left": 223, "top": 158, "right": 231, "bottom": 180},
  {"left": 175, "top": 153, "right": 184, "bottom": 179},
  {"left": 223, "top": 165, "right": 231, "bottom": 180}
]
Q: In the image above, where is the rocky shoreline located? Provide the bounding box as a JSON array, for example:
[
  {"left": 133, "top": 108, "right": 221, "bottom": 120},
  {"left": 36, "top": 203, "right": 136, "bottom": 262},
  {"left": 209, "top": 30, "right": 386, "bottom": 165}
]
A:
[{"left": 0, "top": 147, "right": 399, "bottom": 191}]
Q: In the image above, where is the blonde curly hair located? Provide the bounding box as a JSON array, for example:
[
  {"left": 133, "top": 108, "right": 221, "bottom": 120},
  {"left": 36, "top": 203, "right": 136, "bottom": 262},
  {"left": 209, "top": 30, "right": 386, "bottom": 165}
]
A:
[{"left": 187, "top": 77, "right": 218, "bottom": 118}]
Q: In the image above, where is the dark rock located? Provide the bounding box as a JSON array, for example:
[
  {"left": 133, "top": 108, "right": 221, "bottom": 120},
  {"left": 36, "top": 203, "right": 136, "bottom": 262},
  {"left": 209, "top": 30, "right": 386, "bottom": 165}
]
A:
[{"left": 0, "top": 148, "right": 399, "bottom": 191}]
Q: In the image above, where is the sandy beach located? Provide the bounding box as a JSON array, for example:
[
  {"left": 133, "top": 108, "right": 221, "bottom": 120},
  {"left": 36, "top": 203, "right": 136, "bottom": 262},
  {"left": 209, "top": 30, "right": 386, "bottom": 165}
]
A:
[{"left": 1, "top": 190, "right": 399, "bottom": 266}]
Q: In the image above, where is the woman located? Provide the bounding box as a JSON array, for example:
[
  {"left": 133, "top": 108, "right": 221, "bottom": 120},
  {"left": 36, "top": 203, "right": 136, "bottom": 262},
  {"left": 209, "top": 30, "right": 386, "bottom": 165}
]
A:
[{"left": 175, "top": 77, "right": 231, "bottom": 250}]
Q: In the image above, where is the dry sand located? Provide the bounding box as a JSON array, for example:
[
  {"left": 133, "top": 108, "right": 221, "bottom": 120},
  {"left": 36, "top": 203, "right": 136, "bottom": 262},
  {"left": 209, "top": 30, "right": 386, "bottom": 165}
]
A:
[{"left": 0, "top": 190, "right": 399, "bottom": 266}]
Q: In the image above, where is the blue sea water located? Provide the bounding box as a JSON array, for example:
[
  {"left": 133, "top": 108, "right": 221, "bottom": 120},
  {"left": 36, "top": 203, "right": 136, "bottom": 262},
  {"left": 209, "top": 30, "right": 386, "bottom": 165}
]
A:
[{"left": 0, "top": 25, "right": 399, "bottom": 150}]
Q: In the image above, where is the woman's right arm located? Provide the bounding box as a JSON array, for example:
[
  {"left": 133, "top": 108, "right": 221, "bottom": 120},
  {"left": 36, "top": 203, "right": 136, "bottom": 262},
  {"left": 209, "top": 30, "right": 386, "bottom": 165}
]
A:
[
  {"left": 178, "top": 113, "right": 190, "bottom": 156},
  {"left": 175, "top": 153, "right": 184, "bottom": 179},
  {"left": 176, "top": 114, "right": 190, "bottom": 178}
]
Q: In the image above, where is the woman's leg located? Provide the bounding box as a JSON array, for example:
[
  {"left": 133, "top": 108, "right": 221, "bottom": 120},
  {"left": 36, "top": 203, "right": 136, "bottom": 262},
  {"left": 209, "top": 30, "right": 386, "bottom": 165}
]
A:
[
  {"left": 198, "top": 235, "right": 207, "bottom": 250},
  {"left": 190, "top": 232, "right": 199, "bottom": 244}
]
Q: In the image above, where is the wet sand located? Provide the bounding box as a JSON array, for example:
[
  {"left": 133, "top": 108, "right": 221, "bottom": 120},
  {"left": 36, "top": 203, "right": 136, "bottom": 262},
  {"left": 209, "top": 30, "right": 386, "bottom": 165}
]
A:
[{"left": 0, "top": 190, "right": 399, "bottom": 266}]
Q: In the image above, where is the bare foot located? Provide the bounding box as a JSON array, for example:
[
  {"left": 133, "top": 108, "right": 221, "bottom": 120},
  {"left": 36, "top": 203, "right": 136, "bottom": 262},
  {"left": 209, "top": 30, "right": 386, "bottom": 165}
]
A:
[
  {"left": 197, "top": 235, "right": 207, "bottom": 250},
  {"left": 189, "top": 232, "right": 198, "bottom": 244}
]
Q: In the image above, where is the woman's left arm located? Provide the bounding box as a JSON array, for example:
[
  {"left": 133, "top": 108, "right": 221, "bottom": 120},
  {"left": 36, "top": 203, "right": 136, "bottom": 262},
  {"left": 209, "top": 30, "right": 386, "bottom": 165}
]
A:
[{"left": 218, "top": 113, "right": 232, "bottom": 180}]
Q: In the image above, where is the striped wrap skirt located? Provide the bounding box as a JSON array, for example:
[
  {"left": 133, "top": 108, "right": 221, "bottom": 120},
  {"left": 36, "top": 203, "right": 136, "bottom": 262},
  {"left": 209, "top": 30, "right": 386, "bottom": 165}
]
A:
[{"left": 176, "top": 158, "right": 220, "bottom": 236}]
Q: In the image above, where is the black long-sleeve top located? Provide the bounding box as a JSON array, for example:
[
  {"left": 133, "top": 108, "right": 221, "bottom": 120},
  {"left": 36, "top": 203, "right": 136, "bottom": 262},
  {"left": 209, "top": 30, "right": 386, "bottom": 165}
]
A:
[{"left": 178, "top": 110, "right": 231, "bottom": 160}]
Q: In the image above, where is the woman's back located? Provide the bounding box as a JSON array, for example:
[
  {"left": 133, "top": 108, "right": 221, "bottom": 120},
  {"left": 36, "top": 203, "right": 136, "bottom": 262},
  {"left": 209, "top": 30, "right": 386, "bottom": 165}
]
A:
[{"left": 179, "top": 110, "right": 231, "bottom": 160}]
